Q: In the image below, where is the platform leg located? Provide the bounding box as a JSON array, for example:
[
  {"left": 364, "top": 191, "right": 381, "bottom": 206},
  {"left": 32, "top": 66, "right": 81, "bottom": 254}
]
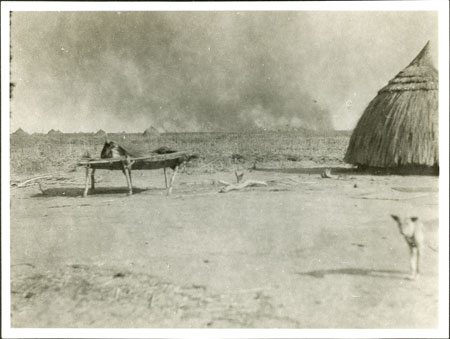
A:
[
  {"left": 164, "top": 168, "right": 168, "bottom": 188},
  {"left": 167, "top": 166, "right": 178, "bottom": 196},
  {"left": 128, "top": 168, "right": 133, "bottom": 188},
  {"left": 91, "top": 169, "right": 96, "bottom": 190},
  {"left": 122, "top": 162, "right": 133, "bottom": 196},
  {"left": 83, "top": 167, "right": 90, "bottom": 197}
]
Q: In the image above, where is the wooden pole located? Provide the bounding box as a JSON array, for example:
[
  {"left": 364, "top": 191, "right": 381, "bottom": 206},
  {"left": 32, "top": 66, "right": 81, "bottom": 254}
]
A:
[
  {"left": 83, "top": 166, "right": 90, "bottom": 197},
  {"left": 164, "top": 168, "right": 168, "bottom": 188},
  {"left": 167, "top": 166, "right": 178, "bottom": 196},
  {"left": 219, "top": 180, "right": 268, "bottom": 193},
  {"left": 128, "top": 168, "right": 133, "bottom": 188},
  {"left": 122, "top": 159, "right": 133, "bottom": 196},
  {"left": 91, "top": 169, "right": 96, "bottom": 190}
]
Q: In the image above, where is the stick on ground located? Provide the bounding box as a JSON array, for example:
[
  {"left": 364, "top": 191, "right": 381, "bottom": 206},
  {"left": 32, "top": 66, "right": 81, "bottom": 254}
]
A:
[{"left": 219, "top": 180, "right": 268, "bottom": 193}]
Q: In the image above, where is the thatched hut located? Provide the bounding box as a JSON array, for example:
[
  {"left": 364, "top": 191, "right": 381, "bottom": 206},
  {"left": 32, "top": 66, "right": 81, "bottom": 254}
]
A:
[
  {"left": 12, "top": 128, "right": 29, "bottom": 136},
  {"left": 47, "top": 129, "right": 63, "bottom": 135},
  {"left": 143, "top": 126, "right": 161, "bottom": 137},
  {"left": 344, "top": 41, "right": 438, "bottom": 172},
  {"left": 95, "top": 129, "right": 107, "bottom": 136}
]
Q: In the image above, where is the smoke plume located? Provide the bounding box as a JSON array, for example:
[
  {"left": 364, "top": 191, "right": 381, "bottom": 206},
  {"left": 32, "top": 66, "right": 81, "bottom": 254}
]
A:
[{"left": 10, "top": 11, "right": 437, "bottom": 133}]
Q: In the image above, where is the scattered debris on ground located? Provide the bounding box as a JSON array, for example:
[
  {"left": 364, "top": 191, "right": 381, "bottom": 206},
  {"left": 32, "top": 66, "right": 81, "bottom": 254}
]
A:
[
  {"left": 320, "top": 168, "right": 337, "bottom": 179},
  {"left": 218, "top": 180, "right": 268, "bottom": 193},
  {"left": 11, "top": 174, "right": 79, "bottom": 190},
  {"left": 11, "top": 264, "right": 299, "bottom": 328}
]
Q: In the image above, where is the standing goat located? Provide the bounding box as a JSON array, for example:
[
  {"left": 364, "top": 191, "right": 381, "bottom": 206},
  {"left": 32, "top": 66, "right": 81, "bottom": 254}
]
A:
[{"left": 391, "top": 215, "right": 424, "bottom": 280}]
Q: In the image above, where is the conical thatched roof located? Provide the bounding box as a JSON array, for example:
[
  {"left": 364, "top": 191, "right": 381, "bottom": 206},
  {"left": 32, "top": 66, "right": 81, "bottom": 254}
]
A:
[
  {"left": 143, "top": 126, "right": 160, "bottom": 136},
  {"left": 95, "top": 129, "right": 106, "bottom": 136},
  {"left": 12, "top": 128, "right": 29, "bottom": 136},
  {"left": 344, "top": 41, "right": 438, "bottom": 169}
]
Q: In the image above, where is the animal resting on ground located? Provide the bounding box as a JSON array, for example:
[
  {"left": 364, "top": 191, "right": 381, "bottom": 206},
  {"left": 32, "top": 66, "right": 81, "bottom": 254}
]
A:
[{"left": 391, "top": 215, "right": 425, "bottom": 280}]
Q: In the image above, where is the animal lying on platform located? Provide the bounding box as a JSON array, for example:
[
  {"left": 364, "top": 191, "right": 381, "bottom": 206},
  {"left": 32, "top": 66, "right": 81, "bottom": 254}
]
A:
[
  {"left": 100, "top": 140, "right": 138, "bottom": 192},
  {"left": 100, "top": 141, "right": 178, "bottom": 158},
  {"left": 97, "top": 140, "right": 197, "bottom": 195},
  {"left": 391, "top": 215, "right": 425, "bottom": 280},
  {"left": 100, "top": 141, "right": 178, "bottom": 159},
  {"left": 101, "top": 140, "right": 140, "bottom": 159},
  {"left": 152, "top": 146, "right": 178, "bottom": 155}
]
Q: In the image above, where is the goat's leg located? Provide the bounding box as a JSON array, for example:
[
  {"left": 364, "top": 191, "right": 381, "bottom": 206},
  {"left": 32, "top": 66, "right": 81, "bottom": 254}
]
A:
[
  {"left": 416, "top": 246, "right": 422, "bottom": 274},
  {"left": 83, "top": 167, "right": 90, "bottom": 197},
  {"left": 409, "top": 247, "right": 419, "bottom": 280},
  {"left": 167, "top": 166, "right": 179, "bottom": 196},
  {"left": 91, "top": 169, "right": 96, "bottom": 190}
]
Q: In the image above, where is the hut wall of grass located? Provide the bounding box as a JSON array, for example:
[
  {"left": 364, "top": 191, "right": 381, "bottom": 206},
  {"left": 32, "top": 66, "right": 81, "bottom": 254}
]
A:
[{"left": 344, "top": 41, "right": 438, "bottom": 170}]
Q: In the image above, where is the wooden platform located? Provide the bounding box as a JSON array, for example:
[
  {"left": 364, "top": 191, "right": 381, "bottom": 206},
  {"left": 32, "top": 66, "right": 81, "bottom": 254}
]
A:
[{"left": 77, "top": 151, "right": 193, "bottom": 197}]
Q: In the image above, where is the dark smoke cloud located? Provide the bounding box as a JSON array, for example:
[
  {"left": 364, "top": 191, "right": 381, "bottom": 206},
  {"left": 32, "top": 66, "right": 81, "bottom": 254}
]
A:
[{"left": 10, "top": 11, "right": 437, "bottom": 133}]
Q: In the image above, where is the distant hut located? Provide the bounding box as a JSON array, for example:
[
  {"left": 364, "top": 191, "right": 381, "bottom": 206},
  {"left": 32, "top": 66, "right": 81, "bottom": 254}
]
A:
[
  {"left": 143, "top": 126, "right": 161, "bottom": 137},
  {"left": 344, "top": 41, "right": 438, "bottom": 172},
  {"left": 95, "top": 129, "right": 107, "bottom": 136},
  {"left": 47, "top": 129, "right": 63, "bottom": 136},
  {"left": 12, "top": 128, "right": 29, "bottom": 136}
]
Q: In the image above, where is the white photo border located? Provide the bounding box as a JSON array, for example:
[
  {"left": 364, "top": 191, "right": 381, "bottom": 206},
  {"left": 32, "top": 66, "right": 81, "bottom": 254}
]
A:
[{"left": 1, "top": 1, "right": 448, "bottom": 338}]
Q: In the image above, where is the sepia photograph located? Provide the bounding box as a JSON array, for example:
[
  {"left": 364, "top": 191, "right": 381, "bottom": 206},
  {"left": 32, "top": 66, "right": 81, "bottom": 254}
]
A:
[{"left": 1, "top": 1, "right": 449, "bottom": 338}]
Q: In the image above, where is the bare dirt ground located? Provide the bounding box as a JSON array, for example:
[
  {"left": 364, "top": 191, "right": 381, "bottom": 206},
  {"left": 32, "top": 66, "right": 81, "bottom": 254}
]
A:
[{"left": 10, "top": 166, "right": 439, "bottom": 328}]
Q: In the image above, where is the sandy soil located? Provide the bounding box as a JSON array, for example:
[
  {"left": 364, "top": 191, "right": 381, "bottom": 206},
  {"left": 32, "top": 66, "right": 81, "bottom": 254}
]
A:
[{"left": 10, "top": 166, "right": 439, "bottom": 328}]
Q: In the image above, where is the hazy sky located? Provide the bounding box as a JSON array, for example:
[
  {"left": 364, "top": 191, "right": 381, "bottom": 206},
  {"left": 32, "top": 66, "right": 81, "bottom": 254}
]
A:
[{"left": 10, "top": 11, "right": 438, "bottom": 133}]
